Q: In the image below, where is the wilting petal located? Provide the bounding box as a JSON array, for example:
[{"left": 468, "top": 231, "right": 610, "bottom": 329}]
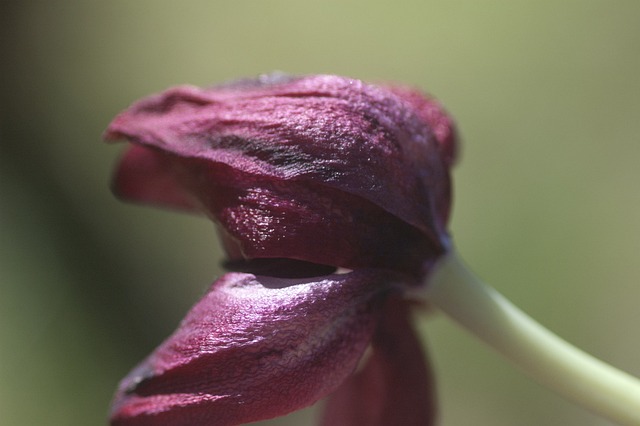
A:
[
  {"left": 105, "top": 74, "right": 458, "bottom": 426},
  {"left": 321, "top": 298, "right": 437, "bottom": 426},
  {"left": 111, "top": 270, "right": 400, "bottom": 426},
  {"left": 112, "top": 144, "right": 440, "bottom": 276},
  {"left": 104, "top": 74, "right": 455, "bottom": 253},
  {"left": 113, "top": 145, "right": 200, "bottom": 212}
]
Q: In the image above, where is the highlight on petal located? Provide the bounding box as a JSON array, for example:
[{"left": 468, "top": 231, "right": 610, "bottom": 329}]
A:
[
  {"left": 104, "top": 74, "right": 456, "bottom": 255},
  {"left": 320, "top": 298, "right": 437, "bottom": 426},
  {"left": 110, "top": 270, "right": 399, "bottom": 426},
  {"left": 111, "top": 145, "right": 442, "bottom": 278},
  {"left": 104, "top": 74, "right": 458, "bottom": 426}
]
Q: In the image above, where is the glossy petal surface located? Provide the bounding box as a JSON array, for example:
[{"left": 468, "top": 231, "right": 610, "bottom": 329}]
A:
[
  {"left": 105, "top": 74, "right": 455, "bottom": 252},
  {"left": 111, "top": 270, "right": 396, "bottom": 426},
  {"left": 114, "top": 144, "right": 440, "bottom": 274},
  {"left": 105, "top": 74, "right": 458, "bottom": 426}
]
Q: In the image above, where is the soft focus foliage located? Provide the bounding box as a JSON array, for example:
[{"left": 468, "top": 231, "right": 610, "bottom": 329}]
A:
[{"left": 2, "top": 2, "right": 640, "bottom": 425}]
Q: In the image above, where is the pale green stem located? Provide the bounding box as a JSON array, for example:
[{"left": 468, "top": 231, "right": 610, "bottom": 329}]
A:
[{"left": 424, "top": 249, "right": 640, "bottom": 426}]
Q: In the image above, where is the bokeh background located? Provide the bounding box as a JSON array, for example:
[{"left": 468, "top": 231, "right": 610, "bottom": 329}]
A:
[{"left": 2, "top": 2, "right": 640, "bottom": 425}]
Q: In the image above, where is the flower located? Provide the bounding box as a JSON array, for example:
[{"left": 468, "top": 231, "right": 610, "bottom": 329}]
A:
[{"left": 105, "top": 73, "right": 457, "bottom": 426}]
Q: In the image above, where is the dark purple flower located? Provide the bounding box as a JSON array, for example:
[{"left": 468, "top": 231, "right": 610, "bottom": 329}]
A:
[{"left": 105, "top": 74, "right": 456, "bottom": 426}]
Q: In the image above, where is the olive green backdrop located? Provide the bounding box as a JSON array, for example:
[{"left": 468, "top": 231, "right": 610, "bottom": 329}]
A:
[{"left": 2, "top": 2, "right": 639, "bottom": 425}]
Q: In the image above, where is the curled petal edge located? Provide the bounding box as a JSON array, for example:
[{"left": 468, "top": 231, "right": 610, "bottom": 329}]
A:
[
  {"left": 110, "top": 270, "right": 398, "bottom": 426},
  {"left": 104, "top": 74, "right": 455, "bottom": 249}
]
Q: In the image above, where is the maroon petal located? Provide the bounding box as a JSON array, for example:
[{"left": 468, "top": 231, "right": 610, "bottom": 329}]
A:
[
  {"left": 385, "top": 85, "right": 457, "bottom": 169},
  {"left": 320, "top": 298, "right": 437, "bottom": 426},
  {"left": 112, "top": 145, "right": 441, "bottom": 276},
  {"left": 110, "top": 270, "right": 399, "bottom": 426},
  {"left": 112, "top": 145, "right": 200, "bottom": 212},
  {"left": 104, "top": 74, "right": 456, "bottom": 252}
]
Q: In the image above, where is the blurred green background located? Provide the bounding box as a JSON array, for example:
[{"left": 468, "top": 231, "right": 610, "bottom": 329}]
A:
[{"left": 2, "top": 1, "right": 639, "bottom": 425}]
